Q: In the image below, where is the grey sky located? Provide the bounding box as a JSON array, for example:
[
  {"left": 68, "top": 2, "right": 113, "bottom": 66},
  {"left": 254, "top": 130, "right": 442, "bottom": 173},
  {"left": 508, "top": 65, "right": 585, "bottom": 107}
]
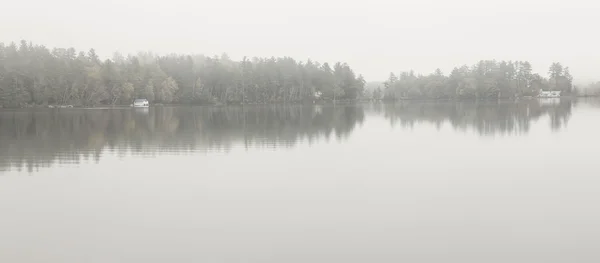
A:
[{"left": 1, "top": 0, "right": 598, "bottom": 83}]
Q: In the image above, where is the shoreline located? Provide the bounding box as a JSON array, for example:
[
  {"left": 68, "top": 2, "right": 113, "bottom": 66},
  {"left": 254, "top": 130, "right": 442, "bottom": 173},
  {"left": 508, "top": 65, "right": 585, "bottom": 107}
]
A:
[{"left": 2, "top": 96, "right": 599, "bottom": 109}]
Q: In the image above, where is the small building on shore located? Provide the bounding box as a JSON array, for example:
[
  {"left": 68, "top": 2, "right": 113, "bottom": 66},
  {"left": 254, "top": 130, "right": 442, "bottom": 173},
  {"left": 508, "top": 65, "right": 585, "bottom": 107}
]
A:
[{"left": 539, "top": 90, "right": 561, "bottom": 98}]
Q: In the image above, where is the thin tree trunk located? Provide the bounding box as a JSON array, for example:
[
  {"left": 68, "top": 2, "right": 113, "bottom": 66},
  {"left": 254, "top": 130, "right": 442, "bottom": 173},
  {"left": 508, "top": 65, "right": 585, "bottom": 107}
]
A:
[{"left": 192, "top": 76, "right": 196, "bottom": 102}]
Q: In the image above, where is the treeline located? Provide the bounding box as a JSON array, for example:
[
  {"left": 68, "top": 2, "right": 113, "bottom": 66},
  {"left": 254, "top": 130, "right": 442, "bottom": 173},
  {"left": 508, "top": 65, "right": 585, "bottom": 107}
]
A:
[
  {"left": 0, "top": 40, "right": 366, "bottom": 107},
  {"left": 577, "top": 82, "right": 600, "bottom": 97},
  {"left": 379, "top": 60, "right": 574, "bottom": 100}
]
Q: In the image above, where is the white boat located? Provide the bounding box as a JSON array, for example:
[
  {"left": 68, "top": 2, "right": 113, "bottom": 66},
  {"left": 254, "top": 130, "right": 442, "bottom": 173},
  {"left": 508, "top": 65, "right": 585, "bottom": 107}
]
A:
[{"left": 131, "top": 99, "right": 149, "bottom": 107}]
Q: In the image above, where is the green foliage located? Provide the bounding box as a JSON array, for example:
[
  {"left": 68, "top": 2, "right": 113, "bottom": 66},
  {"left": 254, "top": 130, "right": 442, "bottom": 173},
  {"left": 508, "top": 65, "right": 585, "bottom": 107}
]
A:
[
  {"left": 383, "top": 60, "right": 574, "bottom": 100},
  {"left": 0, "top": 40, "right": 365, "bottom": 107},
  {"left": 373, "top": 87, "right": 383, "bottom": 100},
  {"left": 157, "top": 77, "right": 179, "bottom": 103},
  {"left": 0, "top": 40, "right": 579, "bottom": 106}
]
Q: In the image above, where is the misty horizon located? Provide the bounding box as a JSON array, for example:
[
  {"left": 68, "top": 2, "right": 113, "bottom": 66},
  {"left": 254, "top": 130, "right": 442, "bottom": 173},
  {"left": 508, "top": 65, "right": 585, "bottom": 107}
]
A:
[
  {"left": 1, "top": 39, "right": 596, "bottom": 87},
  {"left": 1, "top": 0, "right": 599, "bottom": 83},
  {"left": 3, "top": 0, "right": 600, "bottom": 261}
]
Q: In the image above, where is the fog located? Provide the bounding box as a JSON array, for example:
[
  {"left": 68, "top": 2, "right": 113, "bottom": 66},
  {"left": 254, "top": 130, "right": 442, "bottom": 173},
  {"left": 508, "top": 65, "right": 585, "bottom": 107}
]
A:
[{"left": 1, "top": 0, "right": 598, "bottom": 82}]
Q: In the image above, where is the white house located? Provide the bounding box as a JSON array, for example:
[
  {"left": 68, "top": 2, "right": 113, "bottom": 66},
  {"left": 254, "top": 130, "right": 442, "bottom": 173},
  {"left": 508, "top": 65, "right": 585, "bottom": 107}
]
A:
[
  {"left": 539, "top": 90, "right": 561, "bottom": 98},
  {"left": 314, "top": 91, "right": 323, "bottom": 99}
]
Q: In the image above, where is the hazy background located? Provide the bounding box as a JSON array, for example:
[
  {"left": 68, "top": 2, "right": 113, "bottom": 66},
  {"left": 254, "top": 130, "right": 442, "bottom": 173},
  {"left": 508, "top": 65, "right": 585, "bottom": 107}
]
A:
[{"left": 1, "top": 0, "right": 598, "bottom": 83}]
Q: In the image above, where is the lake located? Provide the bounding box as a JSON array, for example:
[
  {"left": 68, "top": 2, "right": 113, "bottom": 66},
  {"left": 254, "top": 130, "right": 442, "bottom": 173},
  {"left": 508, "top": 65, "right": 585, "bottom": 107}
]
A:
[{"left": 1, "top": 99, "right": 600, "bottom": 263}]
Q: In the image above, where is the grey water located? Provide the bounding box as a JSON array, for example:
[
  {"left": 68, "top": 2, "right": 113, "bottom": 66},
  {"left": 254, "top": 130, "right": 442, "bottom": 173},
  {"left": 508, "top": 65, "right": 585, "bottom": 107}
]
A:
[{"left": 1, "top": 99, "right": 600, "bottom": 263}]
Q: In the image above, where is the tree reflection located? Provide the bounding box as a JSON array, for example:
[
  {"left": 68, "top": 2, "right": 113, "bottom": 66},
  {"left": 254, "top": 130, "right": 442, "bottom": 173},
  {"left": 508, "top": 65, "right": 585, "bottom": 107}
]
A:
[
  {"left": 381, "top": 99, "right": 573, "bottom": 135},
  {"left": 0, "top": 105, "right": 364, "bottom": 172},
  {"left": 0, "top": 99, "right": 582, "bottom": 172}
]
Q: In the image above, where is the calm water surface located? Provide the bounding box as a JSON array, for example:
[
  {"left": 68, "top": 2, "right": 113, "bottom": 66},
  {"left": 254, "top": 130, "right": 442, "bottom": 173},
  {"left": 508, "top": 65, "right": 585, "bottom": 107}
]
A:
[{"left": 1, "top": 99, "right": 600, "bottom": 263}]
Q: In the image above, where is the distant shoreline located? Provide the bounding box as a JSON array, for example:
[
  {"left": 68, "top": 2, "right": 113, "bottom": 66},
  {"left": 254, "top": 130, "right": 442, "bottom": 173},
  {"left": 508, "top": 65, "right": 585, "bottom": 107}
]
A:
[{"left": 2, "top": 96, "right": 599, "bottom": 109}]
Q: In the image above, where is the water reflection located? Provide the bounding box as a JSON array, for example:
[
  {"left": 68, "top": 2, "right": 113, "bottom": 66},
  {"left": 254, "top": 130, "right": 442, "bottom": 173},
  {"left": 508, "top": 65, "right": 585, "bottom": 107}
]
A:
[
  {"left": 0, "top": 99, "right": 580, "bottom": 172},
  {"left": 0, "top": 105, "right": 364, "bottom": 172},
  {"left": 379, "top": 99, "right": 573, "bottom": 135}
]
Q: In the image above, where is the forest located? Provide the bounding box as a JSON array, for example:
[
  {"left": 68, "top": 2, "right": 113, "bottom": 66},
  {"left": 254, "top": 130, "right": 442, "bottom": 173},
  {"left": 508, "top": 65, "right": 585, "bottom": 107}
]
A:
[
  {"left": 0, "top": 40, "right": 365, "bottom": 107},
  {"left": 0, "top": 40, "right": 590, "bottom": 107},
  {"left": 379, "top": 61, "right": 576, "bottom": 100}
]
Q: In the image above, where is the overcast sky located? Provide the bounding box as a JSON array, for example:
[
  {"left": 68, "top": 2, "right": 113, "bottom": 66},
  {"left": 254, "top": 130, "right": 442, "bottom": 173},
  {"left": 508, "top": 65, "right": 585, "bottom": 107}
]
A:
[{"left": 1, "top": 0, "right": 598, "bottom": 83}]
